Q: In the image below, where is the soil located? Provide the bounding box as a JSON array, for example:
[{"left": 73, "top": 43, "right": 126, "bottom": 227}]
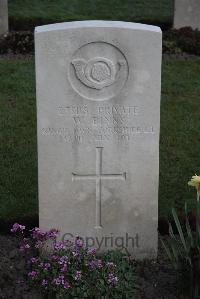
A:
[
  {"left": 0, "top": 235, "right": 42, "bottom": 299},
  {"left": 0, "top": 234, "right": 187, "bottom": 299},
  {"left": 135, "top": 239, "right": 179, "bottom": 299}
]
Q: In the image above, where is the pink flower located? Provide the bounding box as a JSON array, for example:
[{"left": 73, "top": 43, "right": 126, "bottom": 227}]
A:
[
  {"left": 106, "top": 262, "right": 116, "bottom": 268},
  {"left": 11, "top": 223, "right": 25, "bottom": 233},
  {"left": 107, "top": 273, "right": 118, "bottom": 285},
  {"left": 74, "top": 270, "right": 81, "bottom": 281},
  {"left": 54, "top": 241, "right": 67, "bottom": 251},
  {"left": 35, "top": 240, "right": 44, "bottom": 249},
  {"left": 47, "top": 228, "right": 59, "bottom": 239},
  {"left": 52, "top": 275, "right": 71, "bottom": 289},
  {"left": 52, "top": 275, "right": 65, "bottom": 286},
  {"left": 58, "top": 256, "right": 68, "bottom": 265},
  {"left": 74, "top": 237, "right": 84, "bottom": 248},
  {"left": 72, "top": 250, "right": 79, "bottom": 257},
  {"left": 64, "top": 281, "right": 71, "bottom": 289},
  {"left": 60, "top": 264, "right": 68, "bottom": 272},
  {"left": 29, "top": 257, "right": 38, "bottom": 264},
  {"left": 31, "top": 227, "right": 58, "bottom": 244},
  {"left": 19, "top": 238, "right": 30, "bottom": 251},
  {"left": 87, "top": 259, "right": 103, "bottom": 270},
  {"left": 52, "top": 277, "right": 61, "bottom": 285},
  {"left": 42, "top": 279, "right": 48, "bottom": 286},
  {"left": 28, "top": 270, "right": 39, "bottom": 278},
  {"left": 31, "top": 227, "right": 47, "bottom": 241},
  {"left": 87, "top": 248, "right": 97, "bottom": 255},
  {"left": 58, "top": 256, "right": 68, "bottom": 272}
]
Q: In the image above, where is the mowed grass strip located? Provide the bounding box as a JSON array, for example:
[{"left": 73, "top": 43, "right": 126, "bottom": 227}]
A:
[
  {"left": 0, "top": 57, "right": 200, "bottom": 221},
  {"left": 0, "top": 58, "right": 37, "bottom": 221},
  {"left": 160, "top": 59, "right": 200, "bottom": 217},
  {"left": 8, "top": 0, "right": 173, "bottom": 29}
]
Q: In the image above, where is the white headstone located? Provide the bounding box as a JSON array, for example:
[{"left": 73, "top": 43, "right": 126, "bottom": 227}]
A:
[
  {"left": 0, "top": 0, "right": 8, "bottom": 35},
  {"left": 35, "top": 21, "right": 162, "bottom": 259},
  {"left": 174, "top": 0, "right": 200, "bottom": 30}
]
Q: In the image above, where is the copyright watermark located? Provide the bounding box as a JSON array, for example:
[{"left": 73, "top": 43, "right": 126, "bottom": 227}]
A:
[{"left": 62, "top": 232, "right": 139, "bottom": 251}]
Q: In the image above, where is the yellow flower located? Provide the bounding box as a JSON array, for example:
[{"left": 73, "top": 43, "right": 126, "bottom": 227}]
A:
[{"left": 188, "top": 174, "right": 200, "bottom": 190}]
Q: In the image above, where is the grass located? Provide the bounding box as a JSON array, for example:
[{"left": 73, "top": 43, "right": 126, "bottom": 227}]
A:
[
  {"left": 0, "top": 58, "right": 37, "bottom": 222},
  {"left": 8, "top": 0, "right": 174, "bottom": 30},
  {"left": 160, "top": 59, "right": 200, "bottom": 216},
  {"left": 0, "top": 57, "right": 200, "bottom": 223}
]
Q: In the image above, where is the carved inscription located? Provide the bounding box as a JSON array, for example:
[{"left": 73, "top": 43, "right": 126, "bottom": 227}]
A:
[{"left": 42, "top": 105, "right": 155, "bottom": 144}]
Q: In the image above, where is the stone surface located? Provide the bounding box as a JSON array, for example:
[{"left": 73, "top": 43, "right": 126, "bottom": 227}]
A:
[
  {"left": 35, "top": 21, "right": 162, "bottom": 259},
  {"left": 174, "top": 0, "right": 200, "bottom": 30},
  {"left": 0, "top": 0, "right": 8, "bottom": 35}
]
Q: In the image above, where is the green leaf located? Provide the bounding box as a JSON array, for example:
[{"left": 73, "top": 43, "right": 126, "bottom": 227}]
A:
[
  {"left": 161, "top": 239, "right": 173, "bottom": 262},
  {"left": 185, "top": 203, "right": 194, "bottom": 247},
  {"left": 172, "top": 207, "right": 187, "bottom": 252},
  {"left": 170, "top": 239, "right": 179, "bottom": 264},
  {"left": 169, "top": 222, "right": 176, "bottom": 240},
  {"left": 196, "top": 201, "right": 200, "bottom": 243}
]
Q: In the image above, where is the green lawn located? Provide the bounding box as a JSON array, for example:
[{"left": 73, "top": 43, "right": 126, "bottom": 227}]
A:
[
  {"left": 160, "top": 59, "right": 200, "bottom": 216},
  {"left": 8, "top": 0, "right": 174, "bottom": 30},
  {"left": 0, "top": 58, "right": 37, "bottom": 222},
  {"left": 0, "top": 57, "right": 200, "bottom": 223}
]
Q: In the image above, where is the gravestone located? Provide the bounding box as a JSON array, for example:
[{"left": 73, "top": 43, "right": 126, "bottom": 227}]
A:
[
  {"left": 174, "top": 0, "right": 200, "bottom": 30},
  {"left": 0, "top": 0, "right": 8, "bottom": 35},
  {"left": 35, "top": 21, "right": 162, "bottom": 259}
]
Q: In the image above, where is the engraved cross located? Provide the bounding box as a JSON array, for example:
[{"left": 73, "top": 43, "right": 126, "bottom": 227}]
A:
[{"left": 72, "top": 147, "right": 126, "bottom": 229}]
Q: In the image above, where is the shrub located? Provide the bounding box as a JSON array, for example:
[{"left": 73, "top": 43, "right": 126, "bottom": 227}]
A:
[
  {"left": 0, "top": 31, "right": 34, "bottom": 54},
  {"left": 162, "top": 40, "right": 182, "bottom": 55},
  {"left": 163, "top": 27, "right": 200, "bottom": 56},
  {"left": 0, "top": 27, "right": 199, "bottom": 56}
]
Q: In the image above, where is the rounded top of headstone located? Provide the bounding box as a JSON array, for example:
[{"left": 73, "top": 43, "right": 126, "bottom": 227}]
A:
[{"left": 35, "top": 20, "right": 162, "bottom": 34}]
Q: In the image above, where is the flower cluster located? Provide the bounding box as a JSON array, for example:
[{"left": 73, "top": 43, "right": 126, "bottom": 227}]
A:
[
  {"left": 11, "top": 224, "right": 60, "bottom": 252},
  {"left": 87, "top": 248, "right": 96, "bottom": 255},
  {"left": 11, "top": 223, "right": 25, "bottom": 233},
  {"left": 31, "top": 227, "right": 59, "bottom": 248},
  {"left": 11, "top": 224, "right": 122, "bottom": 298},
  {"left": 19, "top": 238, "right": 31, "bottom": 251},
  {"left": 107, "top": 272, "right": 118, "bottom": 285},
  {"left": 87, "top": 259, "right": 103, "bottom": 270},
  {"left": 52, "top": 275, "right": 71, "bottom": 289},
  {"left": 74, "top": 270, "right": 81, "bottom": 281}
]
